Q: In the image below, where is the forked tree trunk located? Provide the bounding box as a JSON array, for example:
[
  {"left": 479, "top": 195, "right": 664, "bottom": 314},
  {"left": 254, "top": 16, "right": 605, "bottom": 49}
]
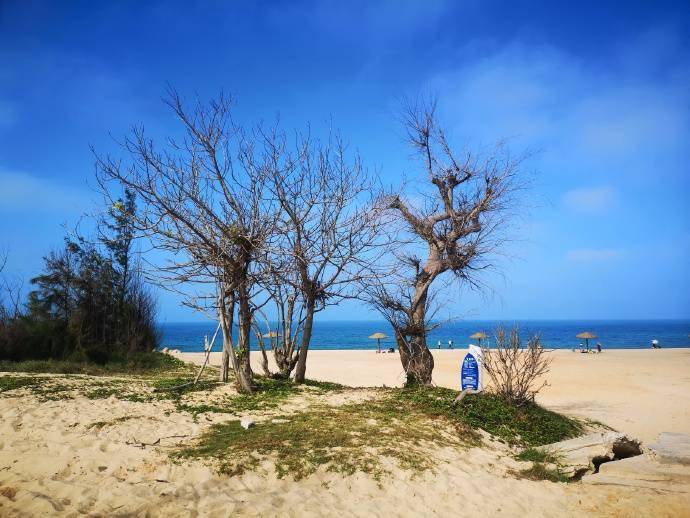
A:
[{"left": 217, "top": 288, "right": 255, "bottom": 393}]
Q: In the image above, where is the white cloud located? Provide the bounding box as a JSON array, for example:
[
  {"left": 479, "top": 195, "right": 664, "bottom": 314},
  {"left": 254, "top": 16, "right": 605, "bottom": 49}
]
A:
[
  {"left": 562, "top": 186, "right": 615, "bottom": 212},
  {"left": 566, "top": 248, "right": 625, "bottom": 262},
  {"left": 426, "top": 28, "right": 690, "bottom": 181},
  {"left": 0, "top": 170, "right": 91, "bottom": 213}
]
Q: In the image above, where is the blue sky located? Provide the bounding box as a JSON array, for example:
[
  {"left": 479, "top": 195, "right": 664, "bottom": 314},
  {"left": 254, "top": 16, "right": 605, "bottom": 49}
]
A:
[{"left": 1, "top": 0, "right": 689, "bottom": 322}]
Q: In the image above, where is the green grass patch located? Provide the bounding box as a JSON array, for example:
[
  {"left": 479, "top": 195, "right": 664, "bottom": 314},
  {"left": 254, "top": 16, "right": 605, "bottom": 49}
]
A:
[
  {"left": 172, "top": 376, "right": 343, "bottom": 417},
  {"left": 174, "top": 386, "right": 582, "bottom": 481},
  {"left": 175, "top": 392, "right": 469, "bottom": 481},
  {"left": 87, "top": 415, "right": 142, "bottom": 430},
  {"left": 0, "top": 375, "right": 74, "bottom": 400},
  {"left": 151, "top": 377, "right": 218, "bottom": 395},
  {"left": 303, "top": 379, "right": 345, "bottom": 391},
  {"left": 515, "top": 447, "right": 560, "bottom": 463},
  {"left": 581, "top": 417, "right": 617, "bottom": 432},
  {"left": 393, "top": 386, "right": 583, "bottom": 446},
  {"left": 84, "top": 384, "right": 149, "bottom": 402},
  {"left": 0, "top": 352, "right": 191, "bottom": 377},
  {"left": 0, "top": 375, "right": 39, "bottom": 393},
  {"left": 221, "top": 377, "right": 299, "bottom": 412},
  {"left": 516, "top": 462, "right": 571, "bottom": 483}
]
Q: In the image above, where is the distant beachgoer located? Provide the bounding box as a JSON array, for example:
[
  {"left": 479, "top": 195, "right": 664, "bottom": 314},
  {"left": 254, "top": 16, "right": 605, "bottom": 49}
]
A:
[
  {"left": 652, "top": 339, "right": 660, "bottom": 349},
  {"left": 596, "top": 343, "right": 602, "bottom": 353},
  {"left": 437, "top": 340, "right": 442, "bottom": 349},
  {"left": 448, "top": 339, "right": 453, "bottom": 349}
]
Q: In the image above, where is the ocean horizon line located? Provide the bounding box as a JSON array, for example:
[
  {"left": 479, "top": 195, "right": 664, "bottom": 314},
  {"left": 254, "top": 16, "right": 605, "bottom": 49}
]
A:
[{"left": 158, "top": 317, "right": 690, "bottom": 324}]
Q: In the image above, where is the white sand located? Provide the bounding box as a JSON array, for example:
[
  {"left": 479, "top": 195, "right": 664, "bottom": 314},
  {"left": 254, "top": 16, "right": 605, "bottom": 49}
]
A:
[{"left": 1, "top": 349, "right": 689, "bottom": 517}]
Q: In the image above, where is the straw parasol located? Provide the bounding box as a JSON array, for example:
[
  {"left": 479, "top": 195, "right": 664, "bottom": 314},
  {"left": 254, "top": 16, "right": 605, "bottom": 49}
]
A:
[
  {"left": 369, "top": 332, "right": 387, "bottom": 353},
  {"left": 469, "top": 331, "right": 488, "bottom": 346},
  {"left": 576, "top": 331, "right": 597, "bottom": 351}
]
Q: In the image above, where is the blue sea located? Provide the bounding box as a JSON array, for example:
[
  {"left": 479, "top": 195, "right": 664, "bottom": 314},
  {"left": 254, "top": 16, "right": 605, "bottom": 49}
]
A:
[{"left": 159, "top": 320, "right": 690, "bottom": 352}]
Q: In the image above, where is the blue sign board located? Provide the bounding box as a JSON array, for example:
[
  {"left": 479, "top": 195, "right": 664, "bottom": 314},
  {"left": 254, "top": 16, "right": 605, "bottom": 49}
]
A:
[{"left": 461, "top": 352, "right": 479, "bottom": 391}]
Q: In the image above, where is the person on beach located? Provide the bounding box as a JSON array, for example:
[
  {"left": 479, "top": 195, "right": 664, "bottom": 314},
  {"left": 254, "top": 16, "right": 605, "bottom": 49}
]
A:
[
  {"left": 652, "top": 339, "right": 660, "bottom": 349},
  {"left": 596, "top": 343, "right": 602, "bottom": 353},
  {"left": 448, "top": 339, "right": 453, "bottom": 349},
  {"left": 437, "top": 340, "right": 442, "bottom": 349}
]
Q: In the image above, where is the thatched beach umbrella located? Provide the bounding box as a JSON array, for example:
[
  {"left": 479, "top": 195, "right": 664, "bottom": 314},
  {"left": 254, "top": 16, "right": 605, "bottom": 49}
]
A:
[
  {"left": 369, "top": 332, "right": 387, "bottom": 353},
  {"left": 576, "top": 331, "right": 597, "bottom": 351},
  {"left": 470, "top": 331, "right": 488, "bottom": 346}
]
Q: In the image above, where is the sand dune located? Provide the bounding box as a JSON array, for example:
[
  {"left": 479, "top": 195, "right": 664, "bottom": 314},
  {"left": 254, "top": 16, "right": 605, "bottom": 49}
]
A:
[
  {"left": 179, "top": 348, "right": 690, "bottom": 443},
  {"left": 1, "top": 349, "right": 689, "bottom": 517}
]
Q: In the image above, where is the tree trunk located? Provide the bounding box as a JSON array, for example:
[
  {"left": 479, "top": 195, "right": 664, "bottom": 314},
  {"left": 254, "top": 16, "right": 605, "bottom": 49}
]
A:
[
  {"left": 398, "top": 280, "right": 434, "bottom": 386},
  {"left": 234, "top": 288, "right": 256, "bottom": 393},
  {"left": 404, "top": 333, "right": 434, "bottom": 385},
  {"left": 293, "top": 298, "right": 315, "bottom": 384},
  {"left": 218, "top": 296, "right": 233, "bottom": 383},
  {"left": 217, "top": 287, "right": 255, "bottom": 393},
  {"left": 257, "top": 336, "right": 271, "bottom": 377},
  {"left": 219, "top": 341, "right": 231, "bottom": 382}
]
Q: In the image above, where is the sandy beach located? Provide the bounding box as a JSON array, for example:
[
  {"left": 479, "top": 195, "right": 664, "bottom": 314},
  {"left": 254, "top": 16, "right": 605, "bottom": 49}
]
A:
[
  {"left": 179, "top": 348, "right": 690, "bottom": 444},
  {"left": 1, "top": 348, "right": 689, "bottom": 517}
]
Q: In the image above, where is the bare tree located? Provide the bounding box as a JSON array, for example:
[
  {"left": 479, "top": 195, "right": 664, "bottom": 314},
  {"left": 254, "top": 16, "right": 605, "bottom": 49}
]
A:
[
  {"left": 481, "top": 327, "right": 551, "bottom": 404},
  {"left": 0, "top": 250, "right": 23, "bottom": 322},
  {"left": 363, "top": 98, "right": 526, "bottom": 386},
  {"left": 254, "top": 256, "right": 306, "bottom": 379},
  {"left": 261, "top": 129, "right": 383, "bottom": 383},
  {"left": 95, "top": 90, "right": 277, "bottom": 393}
]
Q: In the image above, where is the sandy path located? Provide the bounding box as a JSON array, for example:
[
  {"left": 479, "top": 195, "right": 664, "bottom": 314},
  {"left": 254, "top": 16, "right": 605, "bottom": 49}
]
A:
[{"left": 179, "top": 348, "right": 690, "bottom": 443}]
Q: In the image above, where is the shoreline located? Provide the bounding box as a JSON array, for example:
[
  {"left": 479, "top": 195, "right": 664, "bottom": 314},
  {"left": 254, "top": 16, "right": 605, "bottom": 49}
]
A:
[
  {"left": 167, "top": 345, "right": 690, "bottom": 352},
  {"left": 178, "top": 348, "right": 690, "bottom": 443}
]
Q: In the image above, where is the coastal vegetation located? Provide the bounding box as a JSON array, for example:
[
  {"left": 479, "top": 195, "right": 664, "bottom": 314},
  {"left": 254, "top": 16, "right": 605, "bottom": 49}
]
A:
[
  {"left": 94, "top": 90, "right": 384, "bottom": 392},
  {"left": 0, "top": 366, "right": 583, "bottom": 484},
  {"left": 361, "top": 99, "right": 526, "bottom": 386},
  {"left": 0, "top": 90, "right": 546, "bottom": 454},
  {"left": 87, "top": 90, "right": 528, "bottom": 392},
  {"left": 0, "top": 189, "right": 159, "bottom": 365},
  {"left": 481, "top": 326, "right": 551, "bottom": 405}
]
